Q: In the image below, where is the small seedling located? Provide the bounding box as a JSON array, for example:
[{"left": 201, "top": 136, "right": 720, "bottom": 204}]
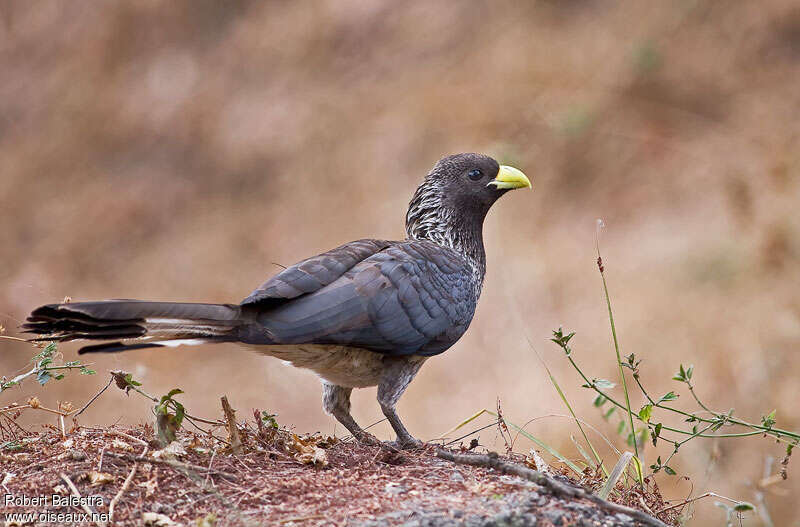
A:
[
  {"left": 155, "top": 388, "right": 186, "bottom": 445},
  {"left": 1, "top": 342, "right": 95, "bottom": 392}
]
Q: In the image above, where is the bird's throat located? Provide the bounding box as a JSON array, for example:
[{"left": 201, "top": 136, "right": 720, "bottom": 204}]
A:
[{"left": 405, "top": 203, "right": 487, "bottom": 285}]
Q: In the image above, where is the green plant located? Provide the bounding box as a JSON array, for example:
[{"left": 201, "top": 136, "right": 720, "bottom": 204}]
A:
[
  {"left": 548, "top": 234, "right": 800, "bottom": 498},
  {"left": 155, "top": 388, "right": 186, "bottom": 444},
  {"left": 532, "top": 338, "right": 608, "bottom": 476},
  {"left": 260, "top": 411, "right": 279, "bottom": 430},
  {"left": 1, "top": 342, "right": 95, "bottom": 392},
  {"left": 554, "top": 326, "right": 799, "bottom": 473},
  {"left": 714, "top": 500, "right": 755, "bottom": 527},
  {"left": 549, "top": 223, "right": 799, "bottom": 486},
  {"left": 110, "top": 370, "right": 226, "bottom": 446}
]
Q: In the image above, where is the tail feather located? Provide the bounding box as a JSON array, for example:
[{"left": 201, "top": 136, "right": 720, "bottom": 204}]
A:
[{"left": 23, "top": 300, "right": 244, "bottom": 354}]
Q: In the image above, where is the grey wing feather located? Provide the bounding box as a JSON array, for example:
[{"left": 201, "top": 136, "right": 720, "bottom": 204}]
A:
[
  {"left": 241, "top": 239, "right": 392, "bottom": 307},
  {"left": 243, "top": 241, "right": 478, "bottom": 357}
]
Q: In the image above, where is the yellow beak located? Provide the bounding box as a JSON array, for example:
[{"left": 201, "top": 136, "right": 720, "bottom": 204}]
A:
[{"left": 489, "top": 165, "right": 532, "bottom": 190}]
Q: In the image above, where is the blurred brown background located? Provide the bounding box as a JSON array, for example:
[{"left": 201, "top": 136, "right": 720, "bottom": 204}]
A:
[{"left": 1, "top": 1, "right": 799, "bottom": 524}]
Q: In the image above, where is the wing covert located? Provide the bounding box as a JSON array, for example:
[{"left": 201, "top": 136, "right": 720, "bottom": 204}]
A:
[
  {"left": 247, "top": 241, "right": 478, "bottom": 357},
  {"left": 241, "top": 239, "right": 392, "bottom": 307}
]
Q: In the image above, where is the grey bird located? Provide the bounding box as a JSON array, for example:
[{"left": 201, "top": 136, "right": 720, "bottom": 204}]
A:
[{"left": 23, "top": 153, "right": 531, "bottom": 448}]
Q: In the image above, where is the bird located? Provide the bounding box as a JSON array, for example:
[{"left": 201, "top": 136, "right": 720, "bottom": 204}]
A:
[{"left": 23, "top": 153, "right": 531, "bottom": 448}]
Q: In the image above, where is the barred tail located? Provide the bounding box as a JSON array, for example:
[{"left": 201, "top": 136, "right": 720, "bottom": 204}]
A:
[{"left": 23, "top": 300, "right": 244, "bottom": 354}]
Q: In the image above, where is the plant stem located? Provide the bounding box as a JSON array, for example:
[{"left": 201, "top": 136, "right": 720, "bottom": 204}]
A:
[
  {"left": 565, "top": 354, "right": 797, "bottom": 443},
  {"left": 531, "top": 340, "right": 608, "bottom": 476},
  {"left": 596, "top": 251, "right": 643, "bottom": 486},
  {"left": 121, "top": 380, "right": 224, "bottom": 427}
]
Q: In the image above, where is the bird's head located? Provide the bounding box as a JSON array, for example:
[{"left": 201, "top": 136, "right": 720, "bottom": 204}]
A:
[{"left": 405, "top": 153, "right": 531, "bottom": 259}]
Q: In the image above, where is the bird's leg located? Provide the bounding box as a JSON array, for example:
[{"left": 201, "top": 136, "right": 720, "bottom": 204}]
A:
[
  {"left": 322, "top": 382, "right": 379, "bottom": 445},
  {"left": 377, "top": 357, "right": 426, "bottom": 450}
]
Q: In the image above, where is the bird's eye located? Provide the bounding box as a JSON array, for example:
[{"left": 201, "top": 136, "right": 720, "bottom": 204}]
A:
[{"left": 467, "top": 169, "right": 483, "bottom": 181}]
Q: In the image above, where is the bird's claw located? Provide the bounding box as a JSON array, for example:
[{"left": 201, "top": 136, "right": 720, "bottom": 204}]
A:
[{"left": 384, "top": 437, "right": 423, "bottom": 450}]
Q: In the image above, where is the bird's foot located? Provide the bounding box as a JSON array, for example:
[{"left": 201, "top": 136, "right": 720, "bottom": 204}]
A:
[
  {"left": 384, "top": 437, "right": 424, "bottom": 450},
  {"left": 354, "top": 430, "right": 382, "bottom": 447}
]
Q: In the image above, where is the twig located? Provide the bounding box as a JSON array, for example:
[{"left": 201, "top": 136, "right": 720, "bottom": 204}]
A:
[
  {"left": 279, "top": 515, "right": 323, "bottom": 524},
  {"left": 181, "top": 414, "right": 230, "bottom": 446},
  {"left": 107, "top": 429, "right": 148, "bottom": 447},
  {"left": 103, "top": 451, "right": 237, "bottom": 481},
  {"left": 74, "top": 376, "right": 115, "bottom": 418},
  {"left": 59, "top": 472, "right": 104, "bottom": 527},
  {"left": 108, "top": 447, "right": 147, "bottom": 522},
  {"left": 436, "top": 450, "right": 669, "bottom": 527},
  {"left": 1, "top": 403, "right": 70, "bottom": 417},
  {"left": 340, "top": 418, "right": 387, "bottom": 442},
  {"left": 220, "top": 396, "right": 243, "bottom": 454},
  {"left": 444, "top": 420, "right": 500, "bottom": 446},
  {"left": 204, "top": 450, "right": 217, "bottom": 488},
  {"left": 0, "top": 335, "right": 27, "bottom": 342},
  {"left": 496, "top": 397, "right": 513, "bottom": 453},
  {"left": 656, "top": 491, "right": 742, "bottom": 515}
]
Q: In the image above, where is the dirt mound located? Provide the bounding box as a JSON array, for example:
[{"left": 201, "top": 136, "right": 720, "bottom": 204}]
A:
[{"left": 1, "top": 423, "right": 674, "bottom": 526}]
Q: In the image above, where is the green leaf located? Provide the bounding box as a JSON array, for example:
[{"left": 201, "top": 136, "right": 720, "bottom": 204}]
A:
[
  {"left": 80, "top": 367, "right": 96, "bottom": 375},
  {"left": 36, "top": 370, "right": 51, "bottom": 385},
  {"left": 593, "top": 378, "right": 616, "bottom": 389},
  {"left": 761, "top": 410, "right": 777, "bottom": 429},
  {"left": 173, "top": 401, "right": 185, "bottom": 428},
  {"left": 617, "top": 420, "right": 626, "bottom": 435},
  {"left": 657, "top": 391, "right": 679, "bottom": 403},
  {"left": 550, "top": 328, "right": 576, "bottom": 354},
  {"left": 733, "top": 502, "right": 755, "bottom": 512},
  {"left": 638, "top": 404, "right": 653, "bottom": 423},
  {"left": 1, "top": 440, "right": 23, "bottom": 451},
  {"left": 593, "top": 395, "right": 607, "bottom": 407},
  {"left": 164, "top": 388, "right": 183, "bottom": 399},
  {"left": 663, "top": 466, "right": 676, "bottom": 476},
  {"left": 603, "top": 407, "right": 616, "bottom": 420},
  {"left": 686, "top": 365, "right": 694, "bottom": 380},
  {"left": 653, "top": 423, "right": 663, "bottom": 445},
  {"left": 261, "top": 412, "right": 279, "bottom": 430},
  {"left": 53, "top": 374, "right": 64, "bottom": 381},
  {"left": 123, "top": 373, "right": 142, "bottom": 387},
  {"left": 34, "top": 343, "right": 57, "bottom": 362}
]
